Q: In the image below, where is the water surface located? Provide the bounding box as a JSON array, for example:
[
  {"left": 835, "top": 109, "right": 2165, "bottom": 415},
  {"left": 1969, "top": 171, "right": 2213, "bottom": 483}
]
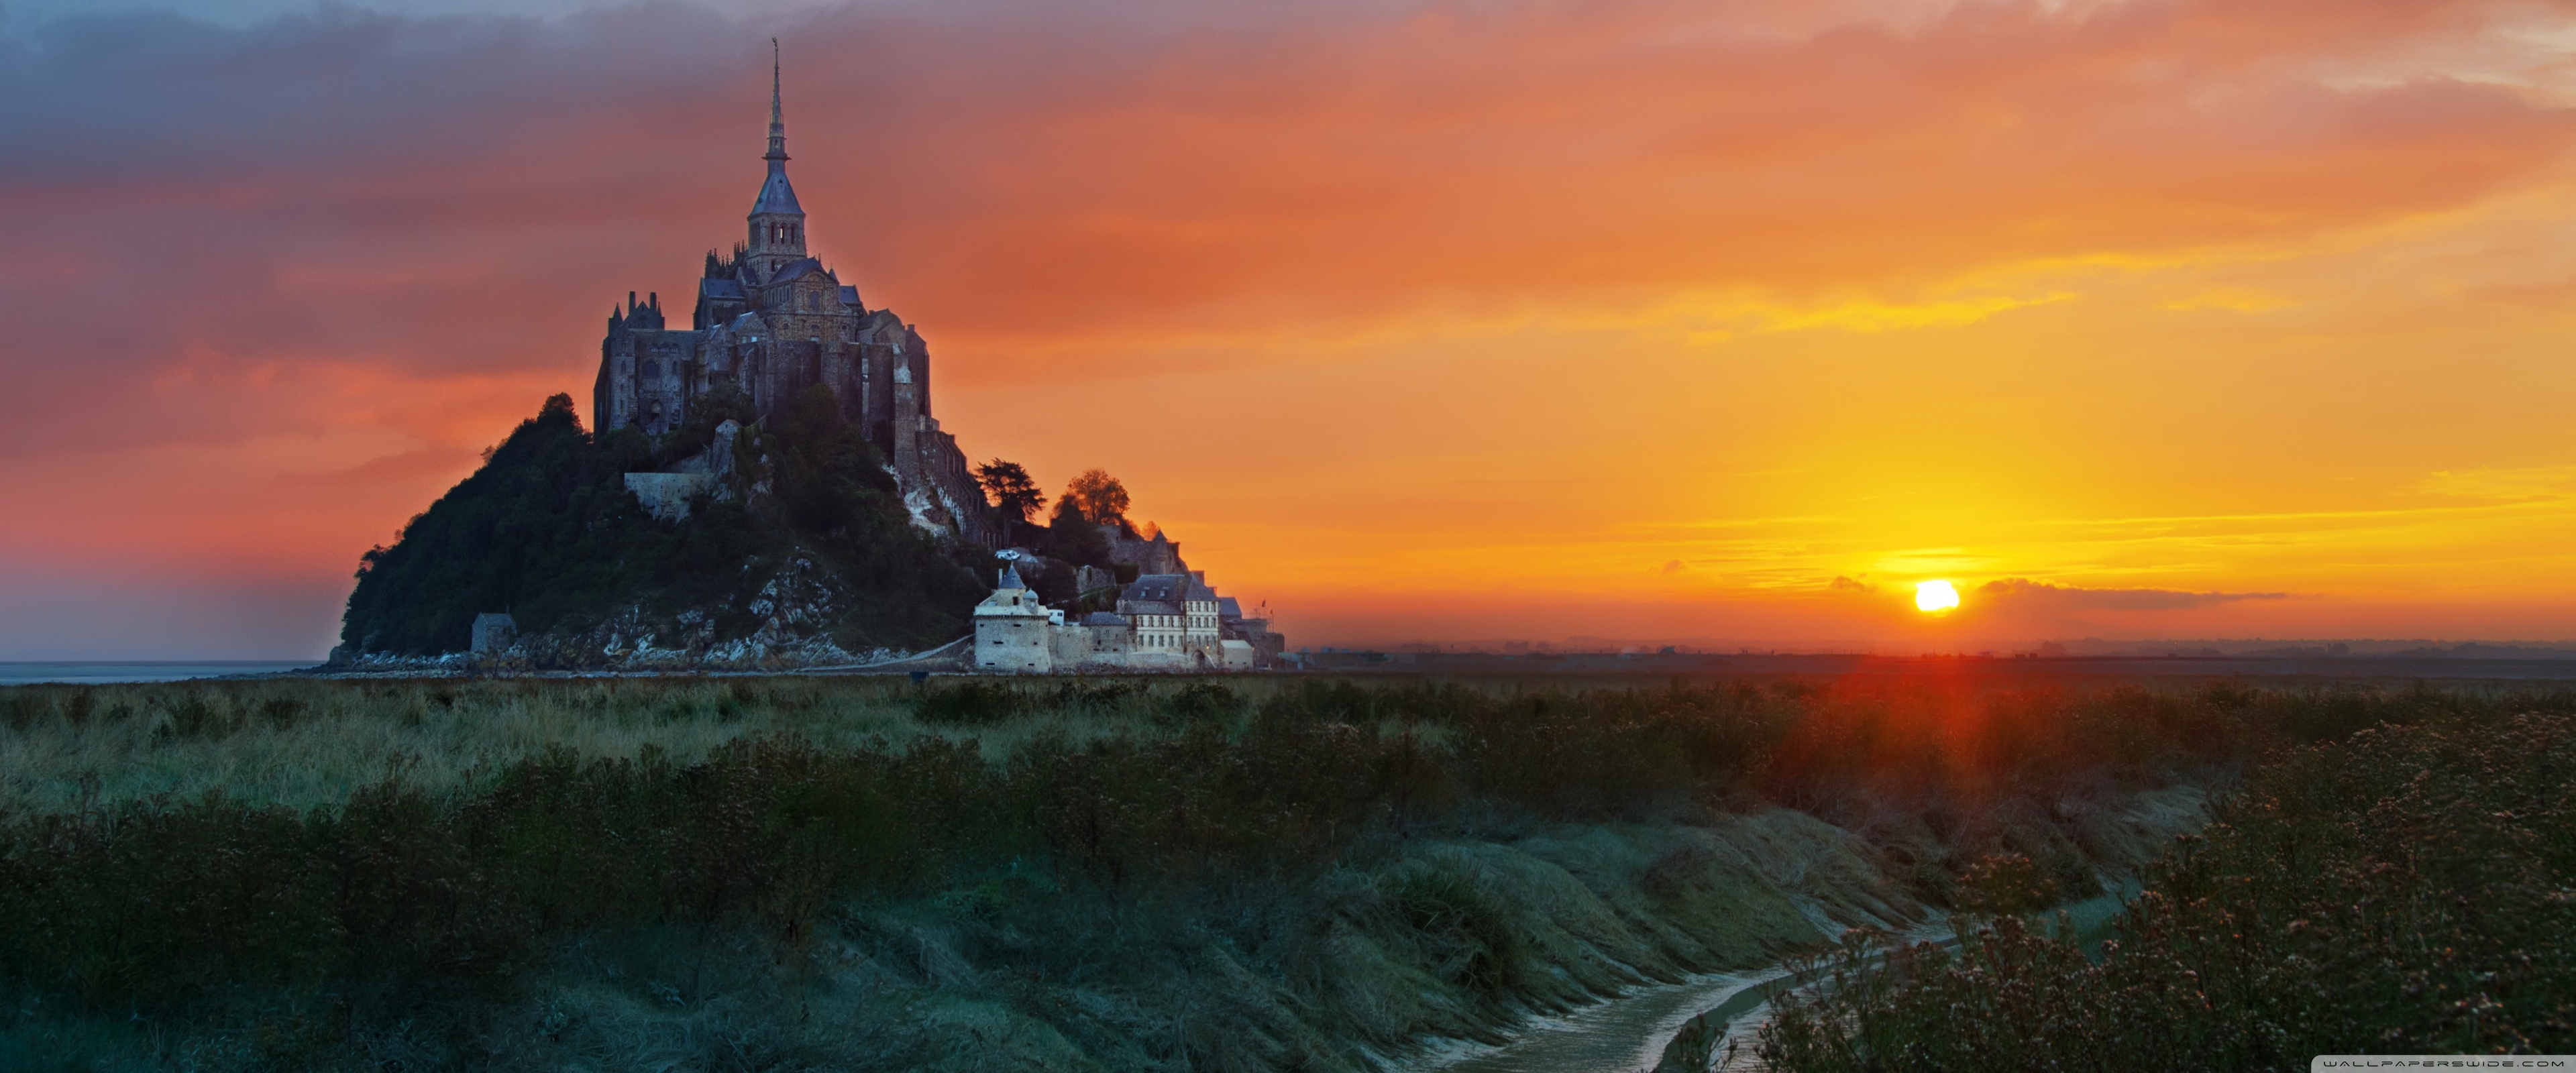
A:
[{"left": 0, "top": 661, "right": 316, "bottom": 685}]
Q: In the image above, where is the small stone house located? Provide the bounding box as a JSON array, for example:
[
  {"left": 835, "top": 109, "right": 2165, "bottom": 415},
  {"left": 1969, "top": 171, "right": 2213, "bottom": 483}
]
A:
[{"left": 470, "top": 614, "right": 517, "bottom": 656}]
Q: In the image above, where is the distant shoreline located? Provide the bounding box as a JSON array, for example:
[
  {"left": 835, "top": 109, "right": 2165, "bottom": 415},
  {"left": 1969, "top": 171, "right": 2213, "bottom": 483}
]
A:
[
  {"left": 1281, "top": 650, "right": 2576, "bottom": 681},
  {"left": 13, "top": 651, "right": 2576, "bottom": 685},
  {"left": 0, "top": 661, "right": 323, "bottom": 686}
]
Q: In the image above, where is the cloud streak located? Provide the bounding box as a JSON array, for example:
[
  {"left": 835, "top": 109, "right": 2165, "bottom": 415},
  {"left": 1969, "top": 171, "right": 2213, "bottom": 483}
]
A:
[
  {"left": 1977, "top": 578, "right": 2290, "bottom": 612},
  {"left": 3, "top": 0, "right": 2575, "bottom": 655},
  {"left": 8, "top": 0, "right": 2571, "bottom": 434}
]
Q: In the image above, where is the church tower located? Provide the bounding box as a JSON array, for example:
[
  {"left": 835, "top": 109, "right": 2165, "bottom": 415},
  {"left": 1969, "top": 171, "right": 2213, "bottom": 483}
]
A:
[
  {"left": 745, "top": 39, "right": 807, "bottom": 280},
  {"left": 590, "top": 43, "right": 998, "bottom": 545}
]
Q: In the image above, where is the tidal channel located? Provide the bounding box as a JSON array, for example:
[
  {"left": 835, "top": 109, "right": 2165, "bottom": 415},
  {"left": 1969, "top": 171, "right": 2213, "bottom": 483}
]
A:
[{"left": 1413, "top": 883, "right": 2139, "bottom": 1073}]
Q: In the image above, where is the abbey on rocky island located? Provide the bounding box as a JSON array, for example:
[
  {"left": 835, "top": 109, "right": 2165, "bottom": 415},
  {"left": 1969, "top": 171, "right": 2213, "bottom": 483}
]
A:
[
  {"left": 592, "top": 47, "right": 990, "bottom": 544},
  {"left": 576, "top": 47, "right": 1284, "bottom": 671}
]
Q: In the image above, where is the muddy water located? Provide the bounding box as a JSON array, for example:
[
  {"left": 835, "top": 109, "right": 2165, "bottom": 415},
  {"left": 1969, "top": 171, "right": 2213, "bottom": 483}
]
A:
[{"left": 1417, "top": 884, "right": 2141, "bottom": 1073}]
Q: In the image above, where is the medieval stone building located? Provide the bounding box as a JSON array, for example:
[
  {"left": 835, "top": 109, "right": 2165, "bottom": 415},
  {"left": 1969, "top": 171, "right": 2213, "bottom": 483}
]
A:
[
  {"left": 591, "top": 49, "right": 990, "bottom": 543},
  {"left": 975, "top": 565, "right": 1277, "bottom": 673}
]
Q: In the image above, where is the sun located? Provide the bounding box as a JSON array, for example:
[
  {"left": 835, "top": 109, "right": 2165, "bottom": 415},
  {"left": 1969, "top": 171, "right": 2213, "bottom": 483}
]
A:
[{"left": 1915, "top": 579, "right": 1961, "bottom": 614}]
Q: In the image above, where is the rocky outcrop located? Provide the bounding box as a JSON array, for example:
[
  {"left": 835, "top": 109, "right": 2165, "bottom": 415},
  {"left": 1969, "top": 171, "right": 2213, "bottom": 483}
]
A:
[{"left": 447, "top": 556, "right": 931, "bottom": 671}]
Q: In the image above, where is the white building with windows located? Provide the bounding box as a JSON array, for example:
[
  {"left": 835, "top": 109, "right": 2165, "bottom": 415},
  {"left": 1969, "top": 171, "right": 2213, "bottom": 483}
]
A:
[
  {"left": 1114, "top": 573, "right": 1224, "bottom": 667},
  {"left": 971, "top": 570, "right": 1061, "bottom": 673},
  {"left": 971, "top": 564, "right": 1276, "bottom": 673}
]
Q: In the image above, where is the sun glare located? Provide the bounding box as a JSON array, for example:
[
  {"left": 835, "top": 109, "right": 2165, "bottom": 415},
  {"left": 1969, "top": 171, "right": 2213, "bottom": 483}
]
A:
[{"left": 1916, "top": 579, "right": 1961, "bottom": 614}]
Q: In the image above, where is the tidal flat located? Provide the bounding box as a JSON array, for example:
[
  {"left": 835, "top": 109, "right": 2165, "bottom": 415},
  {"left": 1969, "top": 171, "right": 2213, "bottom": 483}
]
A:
[{"left": 0, "top": 674, "right": 2563, "bottom": 1071}]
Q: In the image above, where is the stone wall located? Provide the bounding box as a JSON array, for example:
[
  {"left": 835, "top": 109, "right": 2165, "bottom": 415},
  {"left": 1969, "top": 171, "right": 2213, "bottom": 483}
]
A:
[
  {"left": 1104, "top": 528, "right": 1187, "bottom": 575},
  {"left": 624, "top": 473, "right": 710, "bottom": 522},
  {"left": 470, "top": 614, "right": 516, "bottom": 656},
  {"left": 974, "top": 614, "right": 1053, "bottom": 673},
  {"left": 1040, "top": 624, "right": 1082, "bottom": 665}
]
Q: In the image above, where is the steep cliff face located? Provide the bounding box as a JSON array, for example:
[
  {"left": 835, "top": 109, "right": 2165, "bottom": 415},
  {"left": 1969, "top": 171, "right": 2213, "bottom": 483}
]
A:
[{"left": 335, "top": 391, "right": 990, "bottom": 667}]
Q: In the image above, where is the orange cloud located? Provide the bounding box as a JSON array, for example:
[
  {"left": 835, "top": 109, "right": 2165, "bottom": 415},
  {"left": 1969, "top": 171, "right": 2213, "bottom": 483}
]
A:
[{"left": 5, "top": 0, "right": 2576, "bottom": 655}]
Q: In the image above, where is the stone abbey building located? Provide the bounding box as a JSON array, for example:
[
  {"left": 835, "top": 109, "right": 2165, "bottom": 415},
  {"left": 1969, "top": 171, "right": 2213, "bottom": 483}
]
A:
[
  {"left": 591, "top": 51, "right": 990, "bottom": 543},
  {"left": 586, "top": 50, "right": 1283, "bottom": 670}
]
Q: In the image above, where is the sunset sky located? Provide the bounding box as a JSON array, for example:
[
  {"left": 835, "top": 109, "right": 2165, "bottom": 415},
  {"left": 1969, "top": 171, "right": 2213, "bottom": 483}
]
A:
[{"left": 4, "top": 0, "right": 2575, "bottom": 658}]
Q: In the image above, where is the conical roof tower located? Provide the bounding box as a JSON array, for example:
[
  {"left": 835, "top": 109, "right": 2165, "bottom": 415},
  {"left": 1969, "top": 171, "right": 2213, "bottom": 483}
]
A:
[{"left": 745, "top": 38, "right": 807, "bottom": 279}]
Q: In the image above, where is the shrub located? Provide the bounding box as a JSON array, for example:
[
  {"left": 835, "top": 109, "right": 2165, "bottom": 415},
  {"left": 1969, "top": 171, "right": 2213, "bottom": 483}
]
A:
[
  {"left": 1760, "top": 712, "right": 2576, "bottom": 1069},
  {"left": 1377, "top": 857, "right": 1532, "bottom": 997},
  {"left": 3, "top": 674, "right": 2569, "bottom": 1060},
  {"left": 914, "top": 681, "right": 1041, "bottom": 726}
]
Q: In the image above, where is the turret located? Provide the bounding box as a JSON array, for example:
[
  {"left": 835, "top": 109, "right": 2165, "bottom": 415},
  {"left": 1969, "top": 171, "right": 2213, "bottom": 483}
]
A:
[
  {"left": 745, "top": 38, "right": 808, "bottom": 278},
  {"left": 890, "top": 358, "right": 920, "bottom": 484},
  {"left": 612, "top": 290, "right": 665, "bottom": 331}
]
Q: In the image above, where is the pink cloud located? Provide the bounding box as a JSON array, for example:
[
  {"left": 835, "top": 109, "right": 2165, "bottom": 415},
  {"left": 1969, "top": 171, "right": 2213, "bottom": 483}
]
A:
[{"left": 3, "top": 0, "right": 2572, "bottom": 654}]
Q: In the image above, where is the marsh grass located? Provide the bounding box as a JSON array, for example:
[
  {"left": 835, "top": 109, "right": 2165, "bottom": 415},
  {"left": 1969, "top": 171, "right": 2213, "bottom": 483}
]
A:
[
  {"left": 0, "top": 677, "right": 1294, "bottom": 813},
  {"left": 1759, "top": 710, "right": 2576, "bottom": 1069},
  {"left": 0, "top": 673, "right": 2565, "bottom": 1071}
]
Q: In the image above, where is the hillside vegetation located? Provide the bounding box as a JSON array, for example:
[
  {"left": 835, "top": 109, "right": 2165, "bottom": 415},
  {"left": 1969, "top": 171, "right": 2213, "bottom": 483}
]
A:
[
  {"left": 0, "top": 675, "right": 2565, "bottom": 1070},
  {"left": 1760, "top": 709, "right": 2576, "bottom": 1067},
  {"left": 336, "top": 391, "right": 988, "bottom": 663}
]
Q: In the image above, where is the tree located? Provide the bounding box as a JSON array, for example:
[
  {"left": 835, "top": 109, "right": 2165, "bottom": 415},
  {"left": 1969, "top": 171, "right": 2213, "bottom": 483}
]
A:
[
  {"left": 1063, "top": 469, "right": 1130, "bottom": 526},
  {"left": 775, "top": 385, "right": 893, "bottom": 538},
  {"left": 975, "top": 459, "right": 1045, "bottom": 545},
  {"left": 661, "top": 381, "right": 756, "bottom": 467},
  {"left": 1040, "top": 496, "right": 1114, "bottom": 569}
]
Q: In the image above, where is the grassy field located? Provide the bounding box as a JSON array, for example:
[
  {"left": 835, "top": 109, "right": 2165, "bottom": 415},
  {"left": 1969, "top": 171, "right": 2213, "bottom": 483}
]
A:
[
  {"left": 1758, "top": 707, "right": 2576, "bottom": 1068},
  {"left": 0, "top": 673, "right": 2561, "bottom": 1071}
]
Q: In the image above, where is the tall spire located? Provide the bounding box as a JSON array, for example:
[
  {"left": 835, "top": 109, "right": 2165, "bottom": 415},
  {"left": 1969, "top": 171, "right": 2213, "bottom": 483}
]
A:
[
  {"left": 749, "top": 38, "right": 802, "bottom": 217},
  {"left": 747, "top": 36, "right": 808, "bottom": 276},
  {"left": 765, "top": 37, "right": 787, "bottom": 165}
]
